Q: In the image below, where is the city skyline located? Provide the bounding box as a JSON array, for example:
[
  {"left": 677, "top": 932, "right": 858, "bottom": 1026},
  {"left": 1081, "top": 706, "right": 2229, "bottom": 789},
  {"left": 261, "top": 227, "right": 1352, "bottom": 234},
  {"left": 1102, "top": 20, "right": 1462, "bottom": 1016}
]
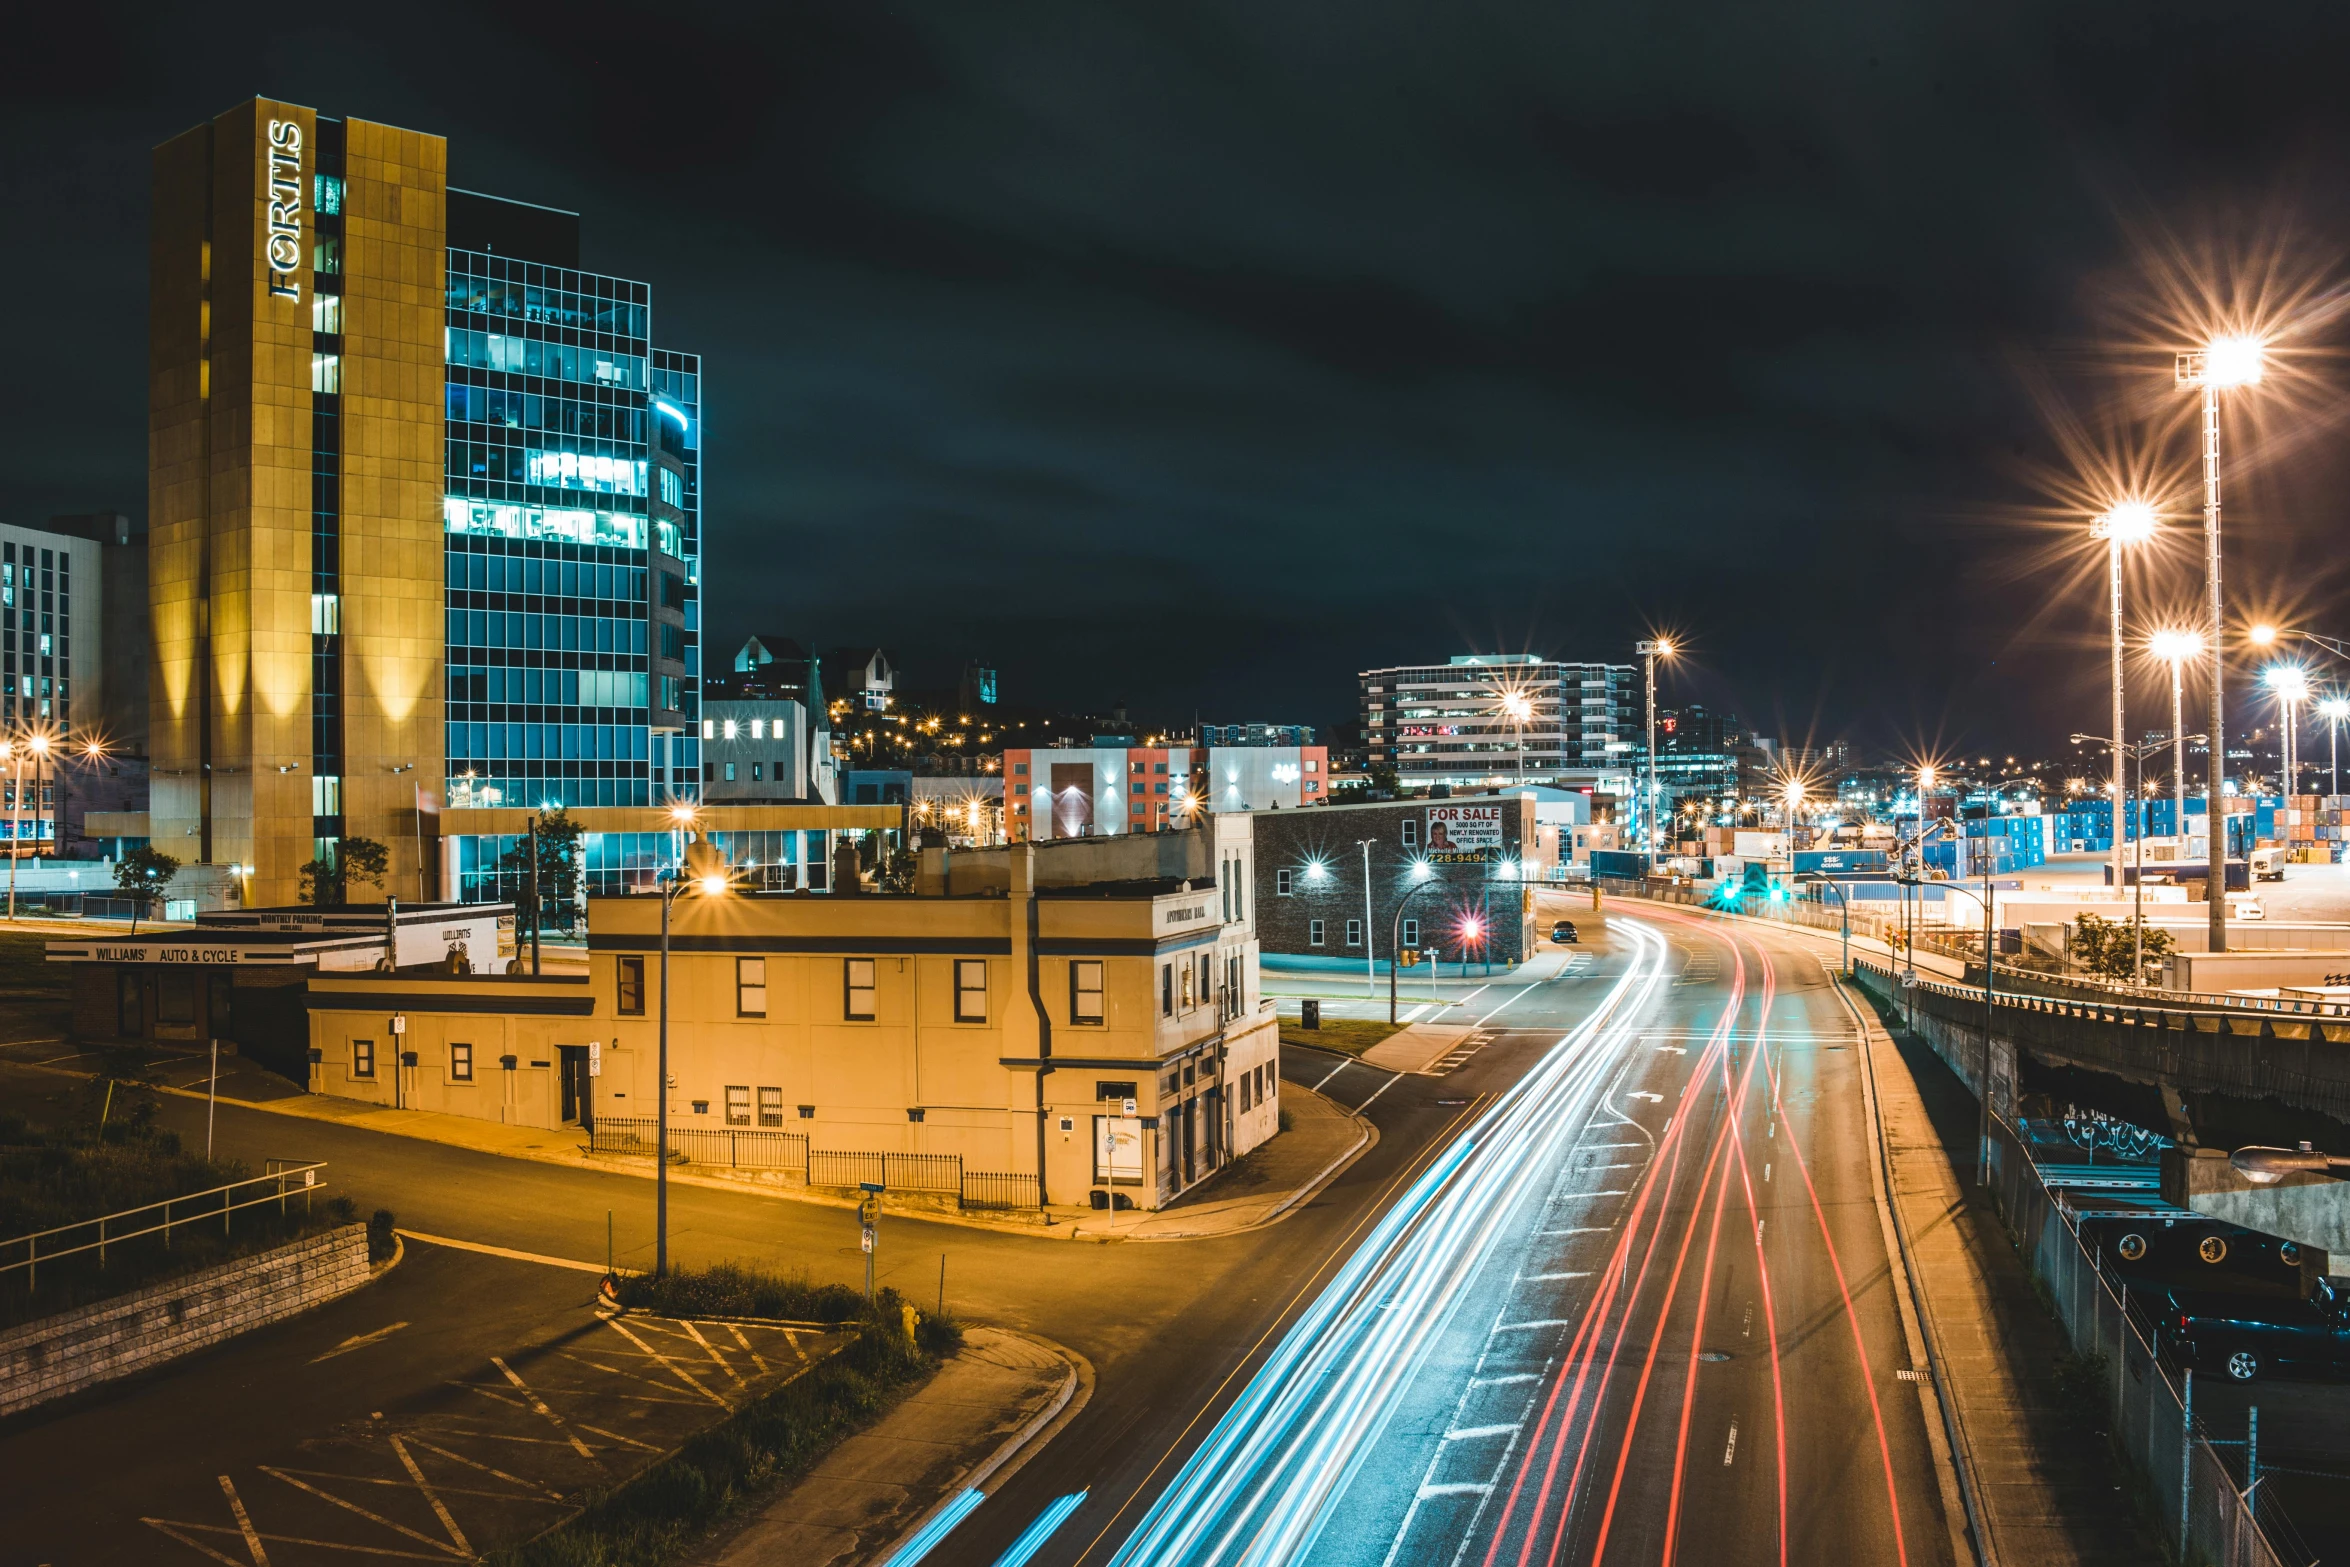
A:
[{"left": 8, "top": 7, "right": 2350, "bottom": 752}]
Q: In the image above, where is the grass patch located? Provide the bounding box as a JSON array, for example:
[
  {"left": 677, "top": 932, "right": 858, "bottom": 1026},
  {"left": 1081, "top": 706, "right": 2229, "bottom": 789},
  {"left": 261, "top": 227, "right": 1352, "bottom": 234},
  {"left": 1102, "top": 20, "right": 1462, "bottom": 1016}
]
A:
[
  {"left": 488, "top": 1274, "right": 962, "bottom": 1567},
  {"left": 1279, "top": 1017, "right": 1404, "bottom": 1057},
  {"left": 614, "top": 1262, "right": 866, "bottom": 1326},
  {"left": 0, "top": 1100, "right": 366, "bottom": 1328}
]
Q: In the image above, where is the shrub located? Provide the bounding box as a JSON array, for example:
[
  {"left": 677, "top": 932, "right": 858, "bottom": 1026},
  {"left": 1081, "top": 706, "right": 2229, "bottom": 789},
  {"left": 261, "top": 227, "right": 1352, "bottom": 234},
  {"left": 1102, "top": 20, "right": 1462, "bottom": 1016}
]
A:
[
  {"left": 615, "top": 1261, "right": 867, "bottom": 1324},
  {"left": 367, "top": 1208, "right": 398, "bottom": 1262}
]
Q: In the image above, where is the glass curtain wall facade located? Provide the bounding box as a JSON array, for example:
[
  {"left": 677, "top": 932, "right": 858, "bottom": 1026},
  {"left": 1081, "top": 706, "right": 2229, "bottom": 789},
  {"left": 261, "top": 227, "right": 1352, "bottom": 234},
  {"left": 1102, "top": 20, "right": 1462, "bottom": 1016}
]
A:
[{"left": 440, "top": 243, "right": 700, "bottom": 811}]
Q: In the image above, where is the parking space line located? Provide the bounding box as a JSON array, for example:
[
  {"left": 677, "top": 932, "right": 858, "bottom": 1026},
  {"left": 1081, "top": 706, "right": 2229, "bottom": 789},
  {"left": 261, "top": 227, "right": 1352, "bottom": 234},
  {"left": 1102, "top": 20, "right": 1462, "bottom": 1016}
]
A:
[
  {"left": 390, "top": 1438, "right": 472, "bottom": 1558},
  {"left": 603, "top": 1317, "right": 730, "bottom": 1408},
  {"left": 257, "top": 1466, "right": 466, "bottom": 1558},
  {"left": 406, "top": 1439, "right": 565, "bottom": 1502},
  {"left": 220, "top": 1475, "right": 269, "bottom": 1566},
  {"left": 400, "top": 1231, "right": 610, "bottom": 1274},
  {"left": 725, "top": 1322, "right": 771, "bottom": 1374},
  {"left": 143, "top": 1517, "right": 251, "bottom": 1566},
  {"left": 678, "top": 1319, "right": 744, "bottom": 1385},
  {"left": 490, "top": 1357, "right": 599, "bottom": 1460},
  {"left": 571, "top": 1419, "right": 662, "bottom": 1452}
]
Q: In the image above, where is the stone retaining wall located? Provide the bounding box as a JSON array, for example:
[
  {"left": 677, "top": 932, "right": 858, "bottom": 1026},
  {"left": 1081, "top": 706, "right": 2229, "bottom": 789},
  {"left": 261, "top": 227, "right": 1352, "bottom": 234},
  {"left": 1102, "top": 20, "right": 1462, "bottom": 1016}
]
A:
[{"left": 0, "top": 1223, "right": 372, "bottom": 1418}]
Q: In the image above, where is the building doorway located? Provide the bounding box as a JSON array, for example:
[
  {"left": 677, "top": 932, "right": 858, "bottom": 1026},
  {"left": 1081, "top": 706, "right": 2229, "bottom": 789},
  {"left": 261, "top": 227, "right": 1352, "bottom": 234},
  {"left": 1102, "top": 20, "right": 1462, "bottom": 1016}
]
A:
[{"left": 558, "top": 1046, "right": 593, "bottom": 1129}]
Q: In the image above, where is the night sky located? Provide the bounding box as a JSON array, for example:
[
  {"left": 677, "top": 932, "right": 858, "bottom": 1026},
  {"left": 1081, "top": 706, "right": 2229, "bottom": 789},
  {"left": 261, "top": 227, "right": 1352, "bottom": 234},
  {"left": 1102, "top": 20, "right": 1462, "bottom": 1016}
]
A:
[{"left": 9, "top": 3, "right": 2350, "bottom": 755}]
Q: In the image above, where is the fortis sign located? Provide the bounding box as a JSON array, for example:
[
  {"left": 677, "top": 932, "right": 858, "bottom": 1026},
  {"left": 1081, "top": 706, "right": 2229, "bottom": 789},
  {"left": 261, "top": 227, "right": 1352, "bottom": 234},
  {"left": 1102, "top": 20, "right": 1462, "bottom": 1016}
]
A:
[{"left": 265, "top": 118, "right": 302, "bottom": 301}]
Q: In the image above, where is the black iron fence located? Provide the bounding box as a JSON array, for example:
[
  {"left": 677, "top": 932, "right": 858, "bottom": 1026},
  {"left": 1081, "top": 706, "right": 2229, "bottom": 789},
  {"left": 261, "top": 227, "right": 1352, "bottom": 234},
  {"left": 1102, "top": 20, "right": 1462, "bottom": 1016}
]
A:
[{"left": 587, "top": 1117, "right": 1033, "bottom": 1209}]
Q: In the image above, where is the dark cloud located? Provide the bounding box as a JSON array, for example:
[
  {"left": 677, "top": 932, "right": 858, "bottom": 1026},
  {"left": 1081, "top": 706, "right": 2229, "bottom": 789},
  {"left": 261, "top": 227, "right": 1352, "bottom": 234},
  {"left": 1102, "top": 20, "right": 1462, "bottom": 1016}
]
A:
[{"left": 8, "top": 1, "right": 2350, "bottom": 752}]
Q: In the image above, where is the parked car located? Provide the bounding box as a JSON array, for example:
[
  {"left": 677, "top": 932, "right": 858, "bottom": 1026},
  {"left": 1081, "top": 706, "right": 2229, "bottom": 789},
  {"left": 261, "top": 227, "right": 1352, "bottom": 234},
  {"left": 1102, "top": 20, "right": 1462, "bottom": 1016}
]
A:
[
  {"left": 2077, "top": 1214, "right": 2304, "bottom": 1290},
  {"left": 2157, "top": 1278, "right": 2350, "bottom": 1382},
  {"left": 1550, "top": 920, "right": 1579, "bottom": 944}
]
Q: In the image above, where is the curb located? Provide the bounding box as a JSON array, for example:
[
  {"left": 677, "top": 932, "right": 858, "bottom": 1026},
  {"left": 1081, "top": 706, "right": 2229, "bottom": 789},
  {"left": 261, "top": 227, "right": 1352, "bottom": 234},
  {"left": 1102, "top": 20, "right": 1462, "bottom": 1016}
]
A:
[
  {"left": 1063, "top": 1084, "right": 1378, "bottom": 1242},
  {"left": 862, "top": 1327, "right": 1094, "bottom": 1567}
]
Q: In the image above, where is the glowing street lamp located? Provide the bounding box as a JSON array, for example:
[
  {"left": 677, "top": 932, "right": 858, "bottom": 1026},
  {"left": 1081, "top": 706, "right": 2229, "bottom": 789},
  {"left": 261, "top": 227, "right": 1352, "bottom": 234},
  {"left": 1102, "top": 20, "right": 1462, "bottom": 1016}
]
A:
[
  {"left": 2265, "top": 664, "right": 2312, "bottom": 802},
  {"left": 2323, "top": 695, "right": 2350, "bottom": 799},
  {"left": 2178, "top": 335, "right": 2265, "bottom": 950},
  {"left": 2091, "top": 502, "right": 2157, "bottom": 890},
  {"left": 2149, "top": 630, "right": 2206, "bottom": 850},
  {"left": 1497, "top": 689, "right": 1533, "bottom": 790},
  {"left": 1636, "top": 638, "right": 1677, "bottom": 860}
]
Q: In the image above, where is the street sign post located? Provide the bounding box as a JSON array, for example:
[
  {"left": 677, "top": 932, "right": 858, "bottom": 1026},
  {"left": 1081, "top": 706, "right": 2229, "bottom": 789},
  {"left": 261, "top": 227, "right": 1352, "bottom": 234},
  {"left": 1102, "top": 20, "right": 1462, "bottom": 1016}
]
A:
[{"left": 858, "top": 1182, "right": 883, "bottom": 1303}]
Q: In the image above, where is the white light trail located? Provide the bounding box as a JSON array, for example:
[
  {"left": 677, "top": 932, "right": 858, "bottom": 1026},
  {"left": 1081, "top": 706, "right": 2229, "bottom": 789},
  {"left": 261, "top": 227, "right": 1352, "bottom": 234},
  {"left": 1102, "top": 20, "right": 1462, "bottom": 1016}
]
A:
[{"left": 1107, "top": 922, "right": 1674, "bottom": 1567}]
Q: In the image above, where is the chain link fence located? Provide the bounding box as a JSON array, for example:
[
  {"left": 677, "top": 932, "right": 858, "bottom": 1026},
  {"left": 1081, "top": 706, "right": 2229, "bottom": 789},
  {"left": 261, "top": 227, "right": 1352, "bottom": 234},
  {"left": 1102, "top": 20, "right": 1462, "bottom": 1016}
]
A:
[{"left": 1984, "top": 1110, "right": 2300, "bottom": 1565}]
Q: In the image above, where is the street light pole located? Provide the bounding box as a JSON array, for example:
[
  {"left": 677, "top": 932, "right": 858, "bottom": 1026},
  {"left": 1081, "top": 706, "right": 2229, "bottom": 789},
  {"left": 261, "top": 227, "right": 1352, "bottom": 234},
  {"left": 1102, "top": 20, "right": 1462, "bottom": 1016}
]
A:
[
  {"left": 2324, "top": 697, "right": 2349, "bottom": 798},
  {"left": 2093, "top": 503, "right": 2155, "bottom": 899},
  {"left": 1388, "top": 876, "right": 1442, "bottom": 1025},
  {"left": 1636, "top": 639, "right": 1674, "bottom": 863},
  {"left": 2179, "top": 337, "right": 2262, "bottom": 953},
  {"left": 657, "top": 872, "right": 675, "bottom": 1278},
  {"left": 1357, "top": 838, "right": 1376, "bottom": 1002}
]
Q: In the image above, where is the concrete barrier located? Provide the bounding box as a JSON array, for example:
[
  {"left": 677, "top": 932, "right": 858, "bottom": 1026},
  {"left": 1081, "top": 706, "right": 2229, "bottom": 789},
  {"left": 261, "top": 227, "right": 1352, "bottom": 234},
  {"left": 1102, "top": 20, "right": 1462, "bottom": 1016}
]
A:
[{"left": 0, "top": 1223, "right": 372, "bottom": 1418}]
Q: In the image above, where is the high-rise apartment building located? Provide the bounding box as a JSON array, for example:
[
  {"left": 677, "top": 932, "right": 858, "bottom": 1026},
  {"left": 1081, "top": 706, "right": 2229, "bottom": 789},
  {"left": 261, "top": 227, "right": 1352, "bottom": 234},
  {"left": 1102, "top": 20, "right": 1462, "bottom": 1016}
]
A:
[
  {"left": 1360, "top": 654, "right": 1637, "bottom": 790},
  {"left": 150, "top": 97, "right": 702, "bottom": 906}
]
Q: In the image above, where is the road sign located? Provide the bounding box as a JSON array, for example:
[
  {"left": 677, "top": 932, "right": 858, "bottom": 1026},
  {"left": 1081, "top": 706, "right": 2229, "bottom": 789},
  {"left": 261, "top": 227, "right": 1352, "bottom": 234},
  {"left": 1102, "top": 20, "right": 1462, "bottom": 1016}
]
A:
[
  {"left": 860, "top": 1228, "right": 874, "bottom": 1254},
  {"left": 588, "top": 1040, "right": 602, "bottom": 1078}
]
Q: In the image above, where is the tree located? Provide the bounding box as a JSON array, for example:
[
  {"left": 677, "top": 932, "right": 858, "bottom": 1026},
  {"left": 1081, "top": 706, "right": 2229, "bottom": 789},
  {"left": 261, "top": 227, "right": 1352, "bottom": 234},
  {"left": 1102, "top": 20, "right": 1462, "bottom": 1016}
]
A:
[
  {"left": 299, "top": 837, "right": 391, "bottom": 906},
  {"left": 114, "top": 846, "right": 181, "bottom": 932},
  {"left": 2068, "top": 911, "right": 2175, "bottom": 983},
  {"left": 498, "top": 811, "right": 584, "bottom": 933}
]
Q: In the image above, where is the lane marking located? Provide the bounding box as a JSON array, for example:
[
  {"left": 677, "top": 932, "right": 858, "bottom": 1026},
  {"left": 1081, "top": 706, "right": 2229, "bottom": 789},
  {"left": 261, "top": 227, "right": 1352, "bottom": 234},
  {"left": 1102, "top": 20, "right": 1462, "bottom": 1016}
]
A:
[
  {"left": 141, "top": 1518, "right": 252, "bottom": 1567},
  {"left": 407, "top": 1439, "right": 566, "bottom": 1501},
  {"left": 726, "top": 1321, "right": 771, "bottom": 1374},
  {"left": 1446, "top": 1424, "right": 1522, "bottom": 1442},
  {"left": 256, "top": 1466, "right": 464, "bottom": 1558},
  {"left": 603, "top": 1317, "right": 730, "bottom": 1408},
  {"left": 1417, "top": 1482, "right": 1494, "bottom": 1498},
  {"left": 679, "top": 1319, "right": 744, "bottom": 1386},
  {"left": 489, "top": 1356, "right": 597, "bottom": 1460},
  {"left": 220, "top": 1476, "right": 269, "bottom": 1567},
  {"left": 399, "top": 1231, "right": 609, "bottom": 1274},
  {"left": 310, "top": 1322, "right": 410, "bottom": 1364},
  {"left": 1518, "top": 1271, "right": 1591, "bottom": 1283},
  {"left": 1723, "top": 1418, "right": 1739, "bottom": 1467},
  {"left": 1471, "top": 1373, "right": 1540, "bottom": 1387},
  {"left": 389, "top": 1438, "right": 472, "bottom": 1558},
  {"left": 1541, "top": 1226, "right": 1609, "bottom": 1236},
  {"left": 1355, "top": 1072, "right": 1404, "bottom": 1113},
  {"left": 1493, "top": 1318, "right": 1577, "bottom": 1333},
  {"left": 1311, "top": 1058, "right": 1352, "bottom": 1092}
]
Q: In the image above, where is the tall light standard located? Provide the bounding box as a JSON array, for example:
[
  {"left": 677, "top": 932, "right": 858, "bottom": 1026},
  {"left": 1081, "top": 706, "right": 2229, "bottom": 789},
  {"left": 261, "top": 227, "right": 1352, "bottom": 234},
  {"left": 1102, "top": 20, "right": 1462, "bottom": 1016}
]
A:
[
  {"left": 1497, "top": 689, "right": 1532, "bottom": 790},
  {"left": 1636, "top": 638, "right": 1676, "bottom": 861},
  {"left": 2177, "top": 334, "right": 2264, "bottom": 951},
  {"left": 2264, "top": 664, "right": 2309, "bottom": 797},
  {"left": 654, "top": 803, "right": 729, "bottom": 1278},
  {"left": 5, "top": 730, "right": 53, "bottom": 921},
  {"left": 1783, "top": 776, "right": 1806, "bottom": 856},
  {"left": 2322, "top": 696, "right": 2350, "bottom": 799},
  {"left": 2150, "top": 630, "right": 2205, "bottom": 850},
  {"left": 2092, "top": 501, "right": 2157, "bottom": 893},
  {"left": 1355, "top": 838, "right": 1377, "bottom": 1001}
]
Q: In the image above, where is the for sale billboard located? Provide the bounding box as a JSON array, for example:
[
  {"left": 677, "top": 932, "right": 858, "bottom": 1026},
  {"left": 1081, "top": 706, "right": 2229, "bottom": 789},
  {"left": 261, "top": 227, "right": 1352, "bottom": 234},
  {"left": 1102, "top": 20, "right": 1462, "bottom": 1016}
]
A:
[{"left": 1425, "top": 804, "right": 1504, "bottom": 862}]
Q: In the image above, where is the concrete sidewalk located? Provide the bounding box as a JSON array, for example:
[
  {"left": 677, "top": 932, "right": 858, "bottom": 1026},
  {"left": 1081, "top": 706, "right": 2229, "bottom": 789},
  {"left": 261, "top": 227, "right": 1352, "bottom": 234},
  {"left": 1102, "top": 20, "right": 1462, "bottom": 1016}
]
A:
[
  {"left": 3, "top": 1039, "right": 1374, "bottom": 1245},
  {"left": 1842, "top": 969, "right": 2158, "bottom": 1565},
  {"left": 694, "top": 1326, "right": 1086, "bottom": 1567},
  {"left": 1063, "top": 1082, "right": 1373, "bottom": 1240}
]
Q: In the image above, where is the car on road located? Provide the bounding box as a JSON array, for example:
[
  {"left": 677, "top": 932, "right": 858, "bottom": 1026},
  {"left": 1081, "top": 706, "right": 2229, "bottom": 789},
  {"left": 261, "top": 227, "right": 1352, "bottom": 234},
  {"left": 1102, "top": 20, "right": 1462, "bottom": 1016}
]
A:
[
  {"left": 2157, "top": 1278, "right": 2350, "bottom": 1382},
  {"left": 1550, "top": 920, "right": 1579, "bottom": 944}
]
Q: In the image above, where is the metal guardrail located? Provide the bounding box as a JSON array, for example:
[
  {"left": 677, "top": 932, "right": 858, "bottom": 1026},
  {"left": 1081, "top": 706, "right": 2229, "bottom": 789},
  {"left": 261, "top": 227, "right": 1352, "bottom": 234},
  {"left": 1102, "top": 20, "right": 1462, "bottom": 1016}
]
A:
[
  {"left": 1, "top": 1161, "right": 327, "bottom": 1289},
  {"left": 1612, "top": 877, "right": 2350, "bottom": 1023},
  {"left": 587, "top": 1117, "right": 1034, "bottom": 1208}
]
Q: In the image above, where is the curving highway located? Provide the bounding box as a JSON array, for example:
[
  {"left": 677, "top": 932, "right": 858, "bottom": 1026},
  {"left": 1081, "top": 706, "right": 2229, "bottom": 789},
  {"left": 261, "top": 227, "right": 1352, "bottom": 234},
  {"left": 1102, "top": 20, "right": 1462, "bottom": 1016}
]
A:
[{"left": 1072, "top": 905, "right": 1956, "bottom": 1567}]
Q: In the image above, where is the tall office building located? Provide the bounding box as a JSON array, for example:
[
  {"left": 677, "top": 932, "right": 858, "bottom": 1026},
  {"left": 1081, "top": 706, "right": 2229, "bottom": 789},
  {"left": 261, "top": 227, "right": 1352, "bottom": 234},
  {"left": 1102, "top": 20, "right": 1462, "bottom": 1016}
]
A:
[
  {"left": 150, "top": 97, "right": 700, "bottom": 906},
  {"left": 1360, "top": 654, "right": 1637, "bottom": 790}
]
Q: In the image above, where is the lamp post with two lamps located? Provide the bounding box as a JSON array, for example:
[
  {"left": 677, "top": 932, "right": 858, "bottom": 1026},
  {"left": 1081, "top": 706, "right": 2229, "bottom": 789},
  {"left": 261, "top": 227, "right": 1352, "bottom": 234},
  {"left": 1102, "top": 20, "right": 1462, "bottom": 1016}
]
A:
[
  {"left": 2262, "top": 663, "right": 2310, "bottom": 805},
  {"left": 2176, "top": 334, "right": 2265, "bottom": 953}
]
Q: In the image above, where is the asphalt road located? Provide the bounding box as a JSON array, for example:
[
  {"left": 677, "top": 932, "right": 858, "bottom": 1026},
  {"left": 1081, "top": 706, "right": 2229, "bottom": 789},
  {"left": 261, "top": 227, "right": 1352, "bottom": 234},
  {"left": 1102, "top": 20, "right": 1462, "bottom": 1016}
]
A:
[
  {"left": 984, "top": 902, "right": 1956, "bottom": 1567},
  {"left": 0, "top": 902, "right": 1950, "bottom": 1567},
  {"left": 0, "top": 915, "right": 1615, "bottom": 1566}
]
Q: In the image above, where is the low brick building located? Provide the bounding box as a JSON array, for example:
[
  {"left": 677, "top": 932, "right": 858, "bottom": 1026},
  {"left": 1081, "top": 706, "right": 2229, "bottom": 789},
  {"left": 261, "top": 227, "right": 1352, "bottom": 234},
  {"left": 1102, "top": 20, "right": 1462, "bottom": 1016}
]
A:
[{"left": 1248, "top": 795, "right": 1539, "bottom": 968}]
